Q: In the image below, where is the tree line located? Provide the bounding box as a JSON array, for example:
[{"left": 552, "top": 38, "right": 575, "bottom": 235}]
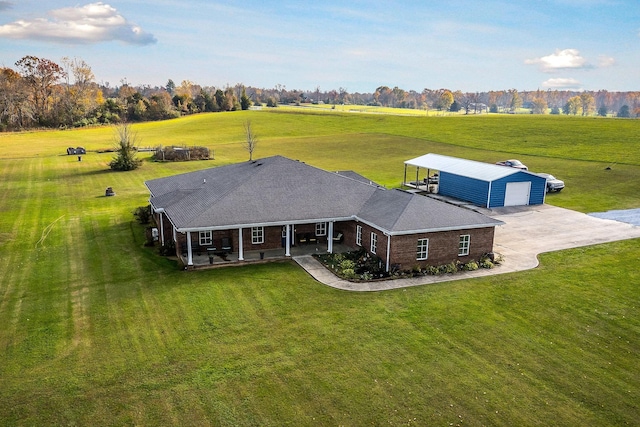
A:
[{"left": 1, "top": 55, "right": 638, "bottom": 131}]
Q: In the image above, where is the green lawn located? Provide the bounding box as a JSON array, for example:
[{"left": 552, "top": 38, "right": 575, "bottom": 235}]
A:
[{"left": 1, "top": 112, "right": 639, "bottom": 426}]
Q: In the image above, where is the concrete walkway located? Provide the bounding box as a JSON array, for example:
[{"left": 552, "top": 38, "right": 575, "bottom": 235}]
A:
[{"left": 294, "top": 204, "right": 640, "bottom": 291}]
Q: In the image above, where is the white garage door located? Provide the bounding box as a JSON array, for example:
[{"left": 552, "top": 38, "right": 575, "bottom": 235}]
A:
[{"left": 504, "top": 181, "right": 531, "bottom": 206}]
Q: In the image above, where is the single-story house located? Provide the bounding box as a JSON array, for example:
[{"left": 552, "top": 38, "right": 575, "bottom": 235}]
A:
[
  {"left": 404, "top": 153, "right": 547, "bottom": 208},
  {"left": 145, "top": 155, "right": 503, "bottom": 271}
]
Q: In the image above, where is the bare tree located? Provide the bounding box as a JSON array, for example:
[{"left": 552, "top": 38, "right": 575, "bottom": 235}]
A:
[{"left": 243, "top": 119, "right": 258, "bottom": 161}]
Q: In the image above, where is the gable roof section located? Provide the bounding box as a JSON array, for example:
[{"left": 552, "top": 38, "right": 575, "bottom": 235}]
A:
[
  {"left": 146, "top": 155, "right": 502, "bottom": 233},
  {"left": 405, "top": 153, "right": 536, "bottom": 182},
  {"left": 357, "top": 189, "right": 502, "bottom": 235}
]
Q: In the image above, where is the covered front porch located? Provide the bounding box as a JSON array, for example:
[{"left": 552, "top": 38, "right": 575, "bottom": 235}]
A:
[
  {"left": 181, "top": 241, "right": 355, "bottom": 268},
  {"left": 173, "top": 221, "right": 354, "bottom": 269}
]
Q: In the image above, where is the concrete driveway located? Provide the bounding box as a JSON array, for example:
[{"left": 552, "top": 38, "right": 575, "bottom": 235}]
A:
[
  {"left": 295, "top": 204, "right": 640, "bottom": 291},
  {"left": 489, "top": 204, "right": 640, "bottom": 272}
]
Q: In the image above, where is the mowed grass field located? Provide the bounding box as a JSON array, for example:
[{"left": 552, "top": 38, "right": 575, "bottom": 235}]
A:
[{"left": 1, "top": 111, "right": 639, "bottom": 426}]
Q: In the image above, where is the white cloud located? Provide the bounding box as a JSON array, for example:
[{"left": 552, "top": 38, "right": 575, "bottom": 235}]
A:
[
  {"left": 525, "top": 48, "right": 589, "bottom": 72},
  {"left": 541, "top": 77, "right": 582, "bottom": 89},
  {"left": 0, "top": 2, "right": 156, "bottom": 45},
  {"left": 598, "top": 55, "right": 615, "bottom": 67}
]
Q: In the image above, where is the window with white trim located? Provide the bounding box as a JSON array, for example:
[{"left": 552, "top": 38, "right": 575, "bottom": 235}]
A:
[
  {"left": 356, "top": 225, "right": 362, "bottom": 246},
  {"left": 417, "top": 238, "right": 429, "bottom": 260},
  {"left": 199, "top": 230, "right": 212, "bottom": 246},
  {"left": 251, "top": 226, "right": 264, "bottom": 244},
  {"left": 458, "top": 234, "right": 470, "bottom": 256},
  {"left": 370, "top": 232, "right": 377, "bottom": 254},
  {"left": 315, "top": 222, "right": 326, "bottom": 236}
]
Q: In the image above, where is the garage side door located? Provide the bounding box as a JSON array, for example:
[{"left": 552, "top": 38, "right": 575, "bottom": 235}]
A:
[{"left": 504, "top": 181, "right": 531, "bottom": 206}]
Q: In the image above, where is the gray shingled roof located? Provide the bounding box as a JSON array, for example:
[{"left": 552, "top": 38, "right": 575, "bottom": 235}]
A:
[
  {"left": 146, "top": 155, "right": 502, "bottom": 233},
  {"left": 358, "top": 189, "right": 502, "bottom": 234}
]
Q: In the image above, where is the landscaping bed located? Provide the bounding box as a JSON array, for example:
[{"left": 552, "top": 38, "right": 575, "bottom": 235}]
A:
[{"left": 314, "top": 248, "right": 501, "bottom": 282}]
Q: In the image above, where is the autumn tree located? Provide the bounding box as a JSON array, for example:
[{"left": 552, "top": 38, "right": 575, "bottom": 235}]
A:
[
  {"left": 223, "top": 86, "right": 239, "bottom": 111},
  {"left": 564, "top": 96, "right": 582, "bottom": 115},
  {"left": 531, "top": 97, "right": 548, "bottom": 114},
  {"left": 59, "top": 57, "right": 102, "bottom": 126},
  {"left": 373, "top": 86, "right": 392, "bottom": 106},
  {"left": 509, "top": 89, "right": 522, "bottom": 112},
  {"left": 433, "top": 89, "right": 454, "bottom": 112},
  {"left": 0, "top": 67, "right": 32, "bottom": 129},
  {"left": 579, "top": 93, "right": 595, "bottom": 116},
  {"left": 15, "top": 55, "right": 66, "bottom": 125}
]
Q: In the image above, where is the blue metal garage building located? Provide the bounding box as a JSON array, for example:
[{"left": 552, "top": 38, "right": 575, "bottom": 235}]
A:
[{"left": 404, "top": 153, "right": 547, "bottom": 208}]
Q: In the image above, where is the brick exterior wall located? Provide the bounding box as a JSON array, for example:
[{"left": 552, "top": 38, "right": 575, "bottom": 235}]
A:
[{"left": 389, "top": 227, "right": 495, "bottom": 270}]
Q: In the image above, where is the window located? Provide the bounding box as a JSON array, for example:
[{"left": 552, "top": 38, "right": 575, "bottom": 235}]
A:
[
  {"left": 370, "top": 232, "right": 377, "bottom": 254},
  {"left": 417, "top": 238, "right": 429, "bottom": 260},
  {"left": 199, "top": 230, "right": 212, "bottom": 246},
  {"left": 356, "top": 225, "right": 362, "bottom": 246},
  {"left": 252, "top": 226, "right": 264, "bottom": 244},
  {"left": 459, "top": 234, "right": 470, "bottom": 256},
  {"left": 315, "top": 222, "right": 326, "bottom": 236}
]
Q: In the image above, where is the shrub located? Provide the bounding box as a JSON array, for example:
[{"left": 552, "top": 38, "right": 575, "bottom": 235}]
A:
[
  {"left": 158, "top": 241, "right": 175, "bottom": 256},
  {"left": 133, "top": 205, "right": 152, "bottom": 224},
  {"left": 109, "top": 123, "right": 142, "bottom": 171},
  {"left": 152, "top": 145, "right": 210, "bottom": 161},
  {"left": 440, "top": 261, "right": 458, "bottom": 274},
  {"left": 425, "top": 265, "right": 439, "bottom": 275},
  {"left": 340, "top": 259, "right": 355, "bottom": 270},
  {"left": 464, "top": 261, "right": 479, "bottom": 271},
  {"left": 342, "top": 268, "right": 356, "bottom": 279},
  {"left": 411, "top": 265, "right": 422, "bottom": 277},
  {"left": 360, "top": 272, "right": 373, "bottom": 281},
  {"left": 480, "top": 258, "right": 494, "bottom": 269}
]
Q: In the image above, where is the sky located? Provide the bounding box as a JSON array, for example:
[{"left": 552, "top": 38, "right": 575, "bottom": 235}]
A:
[{"left": 0, "top": 0, "right": 638, "bottom": 93}]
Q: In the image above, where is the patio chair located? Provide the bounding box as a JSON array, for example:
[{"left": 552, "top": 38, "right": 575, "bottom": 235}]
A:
[
  {"left": 308, "top": 233, "right": 317, "bottom": 244},
  {"left": 332, "top": 232, "right": 343, "bottom": 243},
  {"left": 298, "top": 233, "right": 307, "bottom": 244},
  {"left": 221, "top": 237, "right": 232, "bottom": 253}
]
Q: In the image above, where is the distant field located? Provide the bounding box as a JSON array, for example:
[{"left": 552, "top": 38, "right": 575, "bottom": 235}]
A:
[
  {"left": 2, "top": 110, "right": 639, "bottom": 212},
  {"left": 1, "top": 111, "right": 639, "bottom": 426}
]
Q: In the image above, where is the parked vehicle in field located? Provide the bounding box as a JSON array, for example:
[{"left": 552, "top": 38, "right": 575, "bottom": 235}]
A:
[
  {"left": 537, "top": 173, "right": 565, "bottom": 192},
  {"left": 496, "top": 159, "right": 528, "bottom": 170}
]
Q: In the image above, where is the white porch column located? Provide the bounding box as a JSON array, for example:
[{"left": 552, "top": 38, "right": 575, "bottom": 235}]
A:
[
  {"left": 385, "top": 234, "right": 391, "bottom": 272},
  {"left": 238, "top": 227, "right": 244, "bottom": 261},
  {"left": 327, "top": 221, "right": 334, "bottom": 253},
  {"left": 285, "top": 224, "right": 291, "bottom": 257},
  {"left": 186, "top": 232, "right": 193, "bottom": 266}
]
